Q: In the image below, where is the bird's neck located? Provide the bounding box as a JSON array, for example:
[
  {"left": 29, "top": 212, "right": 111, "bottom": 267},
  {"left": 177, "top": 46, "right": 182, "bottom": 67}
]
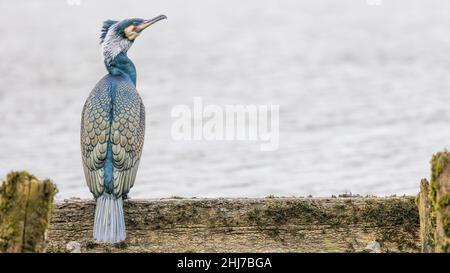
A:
[{"left": 105, "top": 52, "right": 137, "bottom": 86}]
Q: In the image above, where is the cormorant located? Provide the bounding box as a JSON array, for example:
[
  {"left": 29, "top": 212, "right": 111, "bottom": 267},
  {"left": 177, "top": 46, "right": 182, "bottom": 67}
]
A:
[{"left": 80, "top": 15, "right": 166, "bottom": 243}]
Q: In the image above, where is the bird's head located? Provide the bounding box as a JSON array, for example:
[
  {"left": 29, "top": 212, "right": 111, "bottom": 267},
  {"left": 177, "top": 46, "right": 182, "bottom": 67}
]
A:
[{"left": 100, "top": 15, "right": 167, "bottom": 64}]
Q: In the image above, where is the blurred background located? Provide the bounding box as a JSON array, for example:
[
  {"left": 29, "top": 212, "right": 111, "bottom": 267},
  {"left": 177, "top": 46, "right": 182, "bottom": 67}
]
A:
[{"left": 1, "top": 0, "right": 450, "bottom": 199}]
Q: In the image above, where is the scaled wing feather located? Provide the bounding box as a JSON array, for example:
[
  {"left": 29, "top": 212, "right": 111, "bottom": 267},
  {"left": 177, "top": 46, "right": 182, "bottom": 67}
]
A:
[
  {"left": 110, "top": 80, "right": 145, "bottom": 197},
  {"left": 81, "top": 79, "right": 112, "bottom": 197}
]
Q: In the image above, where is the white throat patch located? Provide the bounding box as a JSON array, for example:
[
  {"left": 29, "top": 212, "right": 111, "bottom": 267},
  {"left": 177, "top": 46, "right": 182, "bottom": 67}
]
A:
[{"left": 102, "top": 23, "right": 133, "bottom": 64}]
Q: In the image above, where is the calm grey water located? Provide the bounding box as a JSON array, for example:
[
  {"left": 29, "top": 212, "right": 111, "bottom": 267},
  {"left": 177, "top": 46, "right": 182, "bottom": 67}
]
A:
[{"left": 1, "top": 0, "right": 450, "bottom": 199}]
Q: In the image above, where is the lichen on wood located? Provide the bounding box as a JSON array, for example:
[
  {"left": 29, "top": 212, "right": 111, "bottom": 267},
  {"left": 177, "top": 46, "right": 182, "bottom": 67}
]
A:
[
  {"left": 47, "top": 197, "right": 420, "bottom": 253},
  {"left": 246, "top": 197, "right": 419, "bottom": 252},
  {"left": 0, "top": 171, "right": 57, "bottom": 253},
  {"left": 425, "top": 151, "right": 450, "bottom": 252},
  {"left": 416, "top": 179, "right": 434, "bottom": 252}
]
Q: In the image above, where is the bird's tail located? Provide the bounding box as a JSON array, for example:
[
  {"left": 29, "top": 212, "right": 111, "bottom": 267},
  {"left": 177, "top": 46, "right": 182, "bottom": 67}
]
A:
[{"left": 93, "top": 194, "right": 126, "bottom": 243}]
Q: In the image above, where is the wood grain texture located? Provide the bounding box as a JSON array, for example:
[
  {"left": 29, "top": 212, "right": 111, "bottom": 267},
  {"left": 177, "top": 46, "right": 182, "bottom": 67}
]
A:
[
  {"left": 47, "top": 197, "right": 420, "bottom": 253},
  {"left": 0, "top": 171, "right": 56, "bottom": 253},
  {"left": 429, "top": 152, "right": 450, "bottom": 252},
  {"left": 417, "top": 179, "right": 434, "bottom": 252}
]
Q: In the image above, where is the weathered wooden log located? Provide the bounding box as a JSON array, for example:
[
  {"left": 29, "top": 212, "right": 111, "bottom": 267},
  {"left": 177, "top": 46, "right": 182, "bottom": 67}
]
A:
[
  {"left": 0, "top": 171, "right": 57, "bottom": 253},
  {"left": 427, "top": 152, "right": 450, "bottom": 252},
  {"left": 416, "top": 179, "right": 434, "bottom": 252},
  {"left": 47, "top": 196, "right": 419, "bottom": 253}
]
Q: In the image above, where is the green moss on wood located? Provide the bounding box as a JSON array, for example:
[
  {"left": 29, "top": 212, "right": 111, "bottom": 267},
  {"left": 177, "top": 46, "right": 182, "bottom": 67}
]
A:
[
  {"left": 429, "top": 152, "right": 449, "bottom": 207},
  {"left": 426, "top": 151, "right": 450, "bottom": 252},
  {"left": 361, "top": 199, "right": 418, "bottom": 251},
  {"left": 416, "top": 179, "right": 435, "bottom": 252},
  {"left": 437, "top": 193, "right": 450, "bottom": 209},
  {"left": 442, "top": 213, "right": 450, "bottom": 238},
  {"left": 245, "top": 198, "right": 419, "bottom": 251},
  {"left": 0, "top": 171, "right": 57, "bottom": 253}
]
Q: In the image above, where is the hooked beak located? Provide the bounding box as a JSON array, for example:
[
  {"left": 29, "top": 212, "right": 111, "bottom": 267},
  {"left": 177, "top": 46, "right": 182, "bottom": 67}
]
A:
[{"left": 136, "top": 15, "right": 167, "bottom": 33}]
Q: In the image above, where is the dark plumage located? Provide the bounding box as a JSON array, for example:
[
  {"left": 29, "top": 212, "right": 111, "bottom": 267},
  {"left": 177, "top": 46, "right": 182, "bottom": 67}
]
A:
[{"left": 80, "top": 15, "right": 166, "bottom": 242}]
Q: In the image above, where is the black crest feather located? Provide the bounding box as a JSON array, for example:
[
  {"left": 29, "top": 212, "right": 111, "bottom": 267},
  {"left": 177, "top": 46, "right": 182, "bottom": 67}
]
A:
[{"left": 100, "top": 20, "right": 118, "bottom": 44}]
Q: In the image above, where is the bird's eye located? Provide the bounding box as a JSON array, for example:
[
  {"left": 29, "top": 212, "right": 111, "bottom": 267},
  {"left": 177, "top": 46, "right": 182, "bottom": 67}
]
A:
[{"left": 132, "top": 26, "right": 137, "bottom": 31}]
